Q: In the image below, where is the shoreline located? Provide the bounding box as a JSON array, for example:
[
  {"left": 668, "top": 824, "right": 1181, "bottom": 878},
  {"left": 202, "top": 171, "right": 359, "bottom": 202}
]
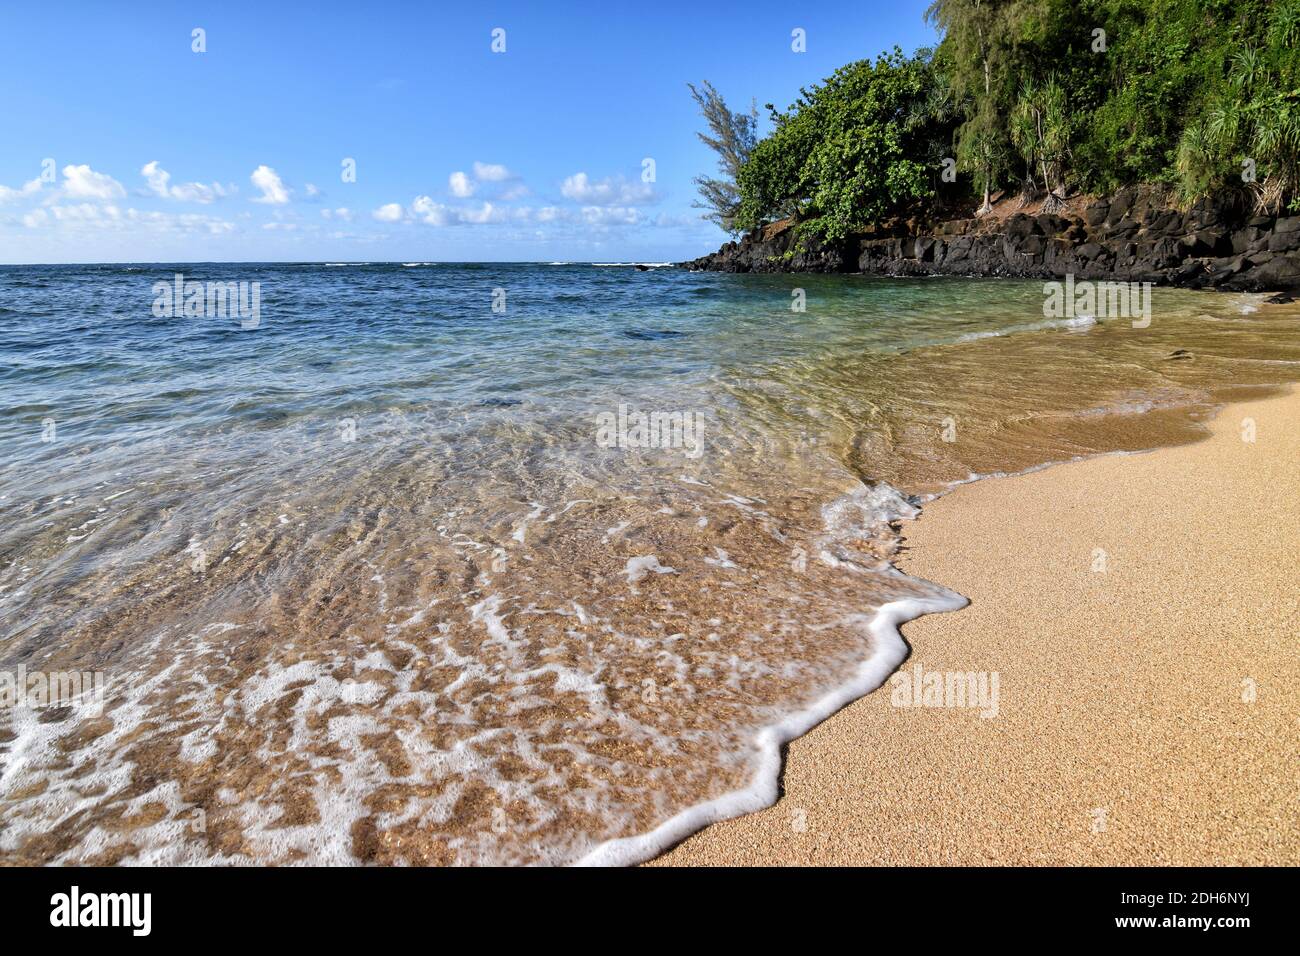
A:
[
  {"left": 651, "top": 384, "right": 1299, "bottom": 866},
  {"left": 682, "top": 186, "right": 1300, "bottom": 295},
  {"left": 579, "top": 586, "right": 967, "bottom": 866}
]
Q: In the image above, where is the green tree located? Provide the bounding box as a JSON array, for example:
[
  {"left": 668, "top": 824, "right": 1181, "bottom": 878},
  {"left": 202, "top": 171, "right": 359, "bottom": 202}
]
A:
[
  {"left": 1010, "top": 76, "right": 1069, "bottom": 210},
  {"left": 734, "top": 50, "right": 941, "bottom": 241},
  {"left": 705, "top": 0, "right": 1297, "bottom": 243},
  {"left": 925, "top": 0, "right": 1024, "bottom": 214},
  {"left": 687, "top": 81, "right": 759, "bottom": 235},
  {"left": 1174, "top": 0, "right": 1300, "bottom": 212}
]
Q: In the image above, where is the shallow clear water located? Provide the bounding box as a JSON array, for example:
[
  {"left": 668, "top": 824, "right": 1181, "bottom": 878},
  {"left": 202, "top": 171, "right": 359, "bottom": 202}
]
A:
[{"left": 2, "top": 263, "right": 1298, "bottom": 864}]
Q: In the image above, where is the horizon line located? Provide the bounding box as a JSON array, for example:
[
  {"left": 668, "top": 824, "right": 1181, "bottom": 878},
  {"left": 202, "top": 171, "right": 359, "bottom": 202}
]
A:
[{"left": 0, "top": 259, "right": 683, "bottom": 267}]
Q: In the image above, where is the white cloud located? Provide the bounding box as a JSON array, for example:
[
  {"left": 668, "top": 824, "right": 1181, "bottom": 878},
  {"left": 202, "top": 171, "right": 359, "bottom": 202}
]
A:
[
  {"left": 445, "top": 162, "right": 522, "bottom": 200},
  {"left": 472, "top": 161, "right": 511, "bottom": 182},
  {"left": 250, "top": 165, "right": 290, "bottom": 204},
  {"left": 125, "top": 208, "right": 236, "bottom": 235},
  {"left": 460, "top": 202, "right": 501, "bottom": 224},
  {"left": 62, "top": 164, "right": 125, "bottom": 200},
  {"left": 561, "top": 172, "right": 654, "bottom": 206},
  {"left": 171, "top": 182, "right": 226, "bottom": 203},
  {"left": 51, "top": 202, "right": 121, "bottom": 221},
  {"left": 581, "top": 206, "right": 641, "bottom": 225},
  {"left": 0, "top": 178, "right": 43, "bottom": 204},
  {"left": 19, "top": 204, "right": 235, "bottom": 236},
  {"left": 141, "top": 162, "right": 174, "bottom": 197},
  {"left": 321, "top": 207, "right": 353, "bottom": 222},
  {"left": 374, "top": 193, "right": 644, "bottom": 229},
  {"left": 448, "top": 171, "right": 475, "bottom": 198},
  {"left": 418, "top": 197, "right": 509, "bottom": 225},
  {"left": 305, "top": 183, "right": 321, "bottom": 198},
  {"left": 141, "top": 161, "right": 228, "bottom": 203},
  {"left": 412, "top": 195, "right": 454, "bottom": 225}
]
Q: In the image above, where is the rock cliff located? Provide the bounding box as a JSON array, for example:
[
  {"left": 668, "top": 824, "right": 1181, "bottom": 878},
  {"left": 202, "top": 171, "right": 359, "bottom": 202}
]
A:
[{"left": 682, "top": 187, "right": 1300, "bottom": 294}]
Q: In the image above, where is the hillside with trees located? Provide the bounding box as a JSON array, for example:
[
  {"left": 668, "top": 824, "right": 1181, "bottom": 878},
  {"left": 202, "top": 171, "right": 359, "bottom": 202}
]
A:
[{"left": 691, "top": 0, "right": 1299, "bottom": 246}]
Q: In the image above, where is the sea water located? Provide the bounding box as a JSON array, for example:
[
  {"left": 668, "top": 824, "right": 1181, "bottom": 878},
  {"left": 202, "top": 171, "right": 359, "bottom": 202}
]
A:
[{"left": 1, "top": 262, "right": 1297, "bottom": 864}]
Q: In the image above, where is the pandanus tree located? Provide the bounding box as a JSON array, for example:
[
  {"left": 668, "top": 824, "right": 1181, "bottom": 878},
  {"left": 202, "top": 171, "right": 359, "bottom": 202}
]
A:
[
  {"left": 1175, "top": 0, "right": 1300, "bottom": 214},
  {"left": 1010, "top": 76, "right": 1070, "bottom": 212}
]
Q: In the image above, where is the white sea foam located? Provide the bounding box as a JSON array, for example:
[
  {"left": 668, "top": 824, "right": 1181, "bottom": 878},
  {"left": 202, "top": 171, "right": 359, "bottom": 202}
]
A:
[
  {"left": 624, "top": 554, "right": 676, "bottom": 584},
  {"left": 955, "top": 313, "right": 1096, "bottom": 343},
  {"left": 578, "top": 582, "right": 966, "bottom": 865},
  {"left": 511, "top": 502, "right": 544, "bottom": 544},
  {"left": 590, "top": 262, "right": 673, "bottom": 268},
  {"left": 574, "top": 476, "right": 965, "bottom": 865}
]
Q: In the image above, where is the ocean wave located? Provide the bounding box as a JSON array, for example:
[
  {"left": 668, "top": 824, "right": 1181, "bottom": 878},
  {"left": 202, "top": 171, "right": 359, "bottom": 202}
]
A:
[
  {"left": 590, "top": 262, "right": 674, "bottom": 268},
  {"left": 955, "top": 313, "right": 1097, "bottom": 342},
  {"left": 580, "top": 480, "right": 966, "bottom": 865}
]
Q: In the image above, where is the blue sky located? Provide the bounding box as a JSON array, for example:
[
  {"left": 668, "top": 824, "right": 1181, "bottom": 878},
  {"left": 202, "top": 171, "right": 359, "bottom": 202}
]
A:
[{"left": 0, "top": 1, "right": 938, "bottom": 263}]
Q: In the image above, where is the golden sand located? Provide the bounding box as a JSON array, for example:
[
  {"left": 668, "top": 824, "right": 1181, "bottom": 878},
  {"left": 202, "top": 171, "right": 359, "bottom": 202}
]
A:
[{"left": 655, "top": 386, "right": 1300, "bottom": 865}]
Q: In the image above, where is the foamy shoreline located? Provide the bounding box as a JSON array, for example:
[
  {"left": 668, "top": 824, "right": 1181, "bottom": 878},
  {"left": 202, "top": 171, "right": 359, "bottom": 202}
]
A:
[
  {"left": 650, "top": 385, "right": 1300, "bottom": 866},
  {"left": 579, "top": 581, "right": 967, "bottom": 865},
  {"left": 5, "top": 266, "right": 1298, "bottom": 865}
]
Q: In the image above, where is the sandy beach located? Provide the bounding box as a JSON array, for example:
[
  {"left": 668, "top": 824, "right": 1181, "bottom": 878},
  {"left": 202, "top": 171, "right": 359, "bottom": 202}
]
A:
[{"left": 656, "top": 385, "right": 1299, "bottom": 866}]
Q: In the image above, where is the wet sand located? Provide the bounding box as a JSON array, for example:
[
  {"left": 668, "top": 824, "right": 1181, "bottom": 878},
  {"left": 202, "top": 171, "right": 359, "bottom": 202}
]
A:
[{"left": 655, "top": 386, "right": 1300, "bottom": 865}]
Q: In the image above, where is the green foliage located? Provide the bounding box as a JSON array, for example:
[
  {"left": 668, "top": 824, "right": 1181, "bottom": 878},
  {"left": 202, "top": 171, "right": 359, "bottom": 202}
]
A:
[
  {"left": 721, "top": 0, "right": 1299, "bottom": 234},
  {"left": 688, "top": 81, "right": 760, "bottom": 235},
  {"left": 735, "top": 50, "right": 940, "bottom": 241},
  {"left": 1010, "top": 75, "right": 1069, "bottom": 202},
  {"left": 925, "top": 0, "right": 1034, "bottom": 207},
  {"left": 1171, "top": 0, "right": 1300, "bottom": 212}
]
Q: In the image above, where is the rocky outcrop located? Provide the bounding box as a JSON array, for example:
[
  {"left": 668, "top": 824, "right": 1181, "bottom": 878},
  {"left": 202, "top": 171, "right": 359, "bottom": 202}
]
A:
[{"left": 682, "top": 187, "right": 1300, "bottom": 292}]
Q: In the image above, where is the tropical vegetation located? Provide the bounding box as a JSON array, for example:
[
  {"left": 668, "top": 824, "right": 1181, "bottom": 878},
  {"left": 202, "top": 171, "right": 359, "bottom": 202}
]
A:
[{"left": 690, "top": 0, "right": 1300, "bottom": 240}]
